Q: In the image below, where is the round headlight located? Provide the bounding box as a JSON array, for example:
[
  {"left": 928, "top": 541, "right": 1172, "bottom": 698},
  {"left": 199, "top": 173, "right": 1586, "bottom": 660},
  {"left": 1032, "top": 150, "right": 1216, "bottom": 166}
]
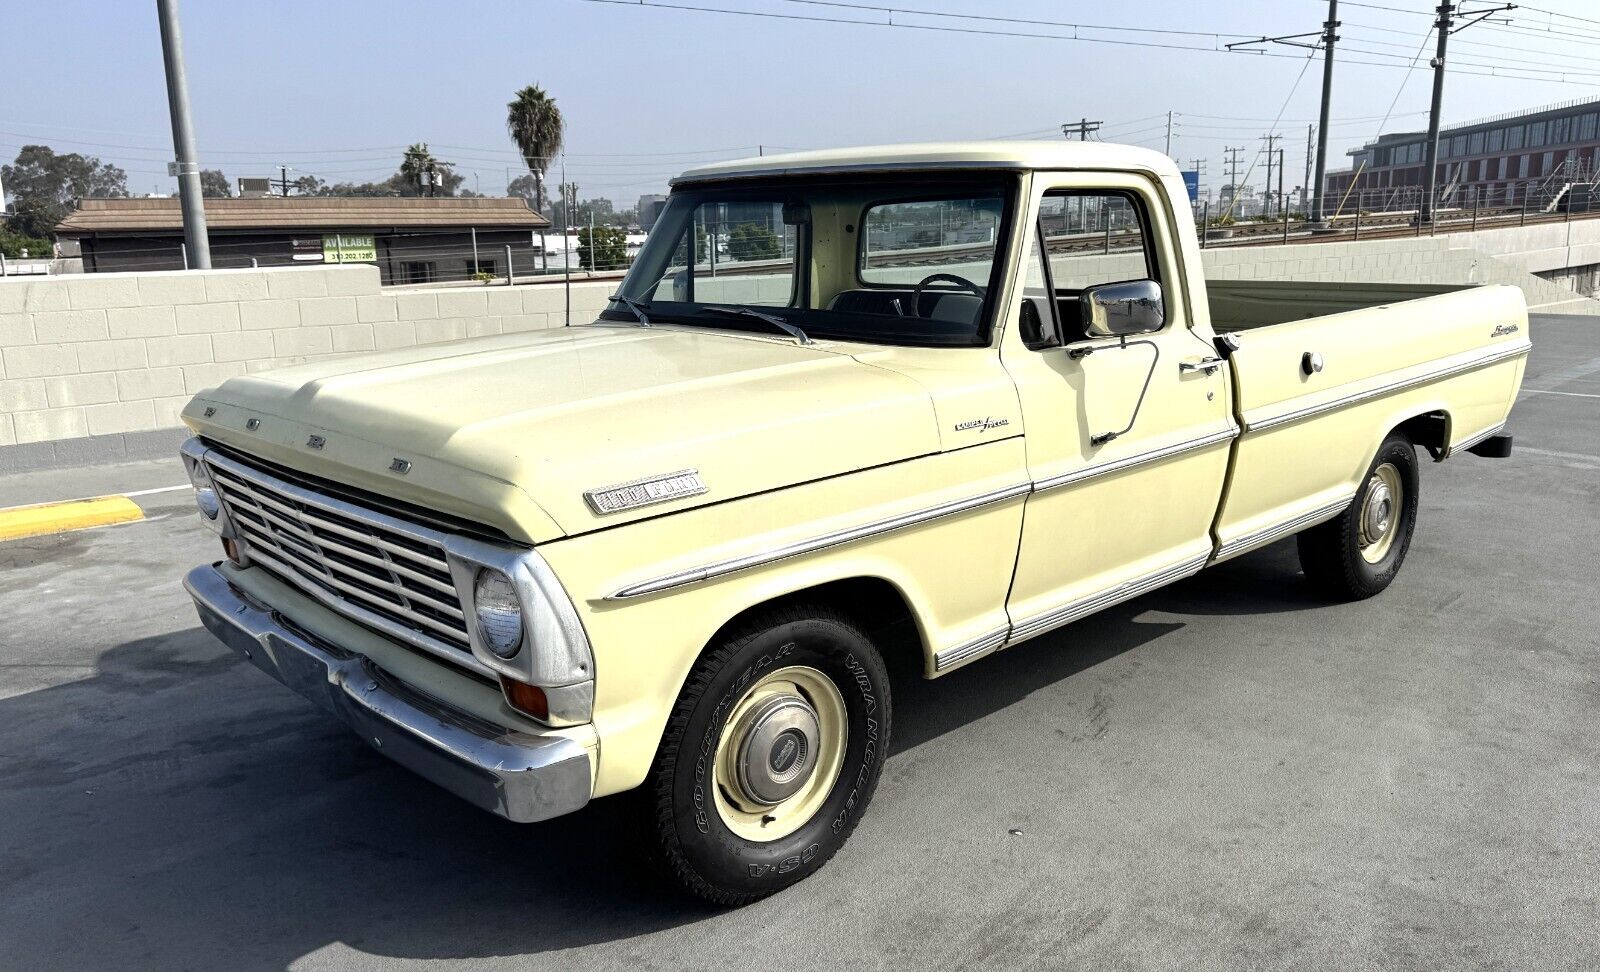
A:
[{"left": 473, "top": 569, "right": 524, "bottom": 659}]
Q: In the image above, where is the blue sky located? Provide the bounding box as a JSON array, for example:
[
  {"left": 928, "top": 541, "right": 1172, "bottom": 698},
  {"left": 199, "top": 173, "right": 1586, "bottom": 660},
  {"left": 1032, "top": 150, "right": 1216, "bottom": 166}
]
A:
[{"left": 6, "top": 0, "right": 1600, "bottom": 205}]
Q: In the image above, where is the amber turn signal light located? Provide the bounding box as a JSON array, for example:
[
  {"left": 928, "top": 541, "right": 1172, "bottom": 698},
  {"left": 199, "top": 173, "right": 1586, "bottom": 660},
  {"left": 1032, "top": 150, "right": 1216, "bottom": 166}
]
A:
[
  {"left": 222, "top": 537, "right": 242, "bottom": 564},
  {"left": 500, "top": 676, "right": 549, "bottom": 721}
]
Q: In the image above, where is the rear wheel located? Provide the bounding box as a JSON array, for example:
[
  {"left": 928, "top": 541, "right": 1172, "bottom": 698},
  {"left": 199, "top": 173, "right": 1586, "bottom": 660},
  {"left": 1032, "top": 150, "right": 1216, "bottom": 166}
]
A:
[
  {"left": 645, "top": 605, "right": 890, "bottom": 905},
  {"left": 1297, "top": 431, "right": 1420, "bottom": 600}
]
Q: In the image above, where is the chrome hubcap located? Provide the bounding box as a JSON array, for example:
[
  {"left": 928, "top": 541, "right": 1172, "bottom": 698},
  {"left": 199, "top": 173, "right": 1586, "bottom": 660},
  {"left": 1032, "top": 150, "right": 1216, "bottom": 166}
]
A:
[
  {"left": 1358, "top": 462, "right": 1403, "bottom": 563},
  {"left": 1364, "top": 482, "right": 1393, "bottom": 541},
  {"left": 729, "top": 694, "right": 820, "bottom": 806},
  {"left": 712, "top": 665, "right": 848, "bottom": 843}
]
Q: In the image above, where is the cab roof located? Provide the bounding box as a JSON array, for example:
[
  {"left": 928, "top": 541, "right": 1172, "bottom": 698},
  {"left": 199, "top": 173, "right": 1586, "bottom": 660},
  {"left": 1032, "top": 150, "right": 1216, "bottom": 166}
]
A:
[{"left": 673, "top": 140, "right": 1180, "bottom": 185}]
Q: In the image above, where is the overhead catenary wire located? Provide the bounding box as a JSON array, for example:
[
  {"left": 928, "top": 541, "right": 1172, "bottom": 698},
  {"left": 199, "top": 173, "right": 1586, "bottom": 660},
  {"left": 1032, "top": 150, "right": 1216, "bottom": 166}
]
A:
[
  {"left": 1334, "top": 20, "right": 1436, "bottom": 219},
  {"left": 1221, "top": 48, "right": 1319, "bottom": 221},
  {"left": 573, "top": 0, "right": 1600, "bottom": 85}
]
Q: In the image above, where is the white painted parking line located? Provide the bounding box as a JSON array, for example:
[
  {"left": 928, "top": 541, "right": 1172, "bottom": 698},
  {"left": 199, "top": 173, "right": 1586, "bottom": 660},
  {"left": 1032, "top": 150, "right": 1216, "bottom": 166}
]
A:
[
  {"left": 122, "top": 484, "right": 191, "bottom": 498},
  {"left": 1520, "top": 388, "right": 1600, "bottom": 400},
  {"left": 1517, "top": 445, "right": 1600, "bottom": 466}
]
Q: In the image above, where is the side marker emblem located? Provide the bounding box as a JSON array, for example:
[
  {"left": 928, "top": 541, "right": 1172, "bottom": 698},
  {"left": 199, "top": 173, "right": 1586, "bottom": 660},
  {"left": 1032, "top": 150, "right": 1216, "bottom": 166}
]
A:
[{"left": 585, "top": 469, "right": 707, "bottom": 514}]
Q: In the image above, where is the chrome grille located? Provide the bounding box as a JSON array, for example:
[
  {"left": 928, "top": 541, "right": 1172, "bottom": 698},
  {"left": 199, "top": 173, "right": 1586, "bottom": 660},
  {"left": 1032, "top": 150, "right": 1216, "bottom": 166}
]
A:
[{"left": 203, "top": 451, "right": 479, "bottom": 668}]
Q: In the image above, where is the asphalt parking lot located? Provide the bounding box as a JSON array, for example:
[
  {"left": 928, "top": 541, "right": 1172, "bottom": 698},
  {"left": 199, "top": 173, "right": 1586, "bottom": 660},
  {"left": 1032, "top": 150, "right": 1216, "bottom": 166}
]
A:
[{"left": 2, "top": 314, "right": 1597, "bottom": 971}]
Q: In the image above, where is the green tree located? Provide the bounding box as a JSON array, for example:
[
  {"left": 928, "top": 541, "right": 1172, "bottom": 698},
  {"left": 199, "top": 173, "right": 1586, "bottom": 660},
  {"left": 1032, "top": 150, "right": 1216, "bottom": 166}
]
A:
[
  {"left": 199, "top": 168, "right": 230, "bottom": 197},
  {"left": 506, "top": 84, "right": 564, "bottom": 215},
  {"left": 397, "top": 143, "right": 463, "bottom": 197},
  {"left": 577, "top": 225, "right": 628, "bottom": 271},
  {"left": 1, "top": 145, "right": 128, "bottom": 239},
  {"left": 290, "top": 147, "right": 464, "bottom": 198},
  {"left": 507, "top": 173, "right": 538, "bottom": 203},
  {"left": 726, "top": 222, "right": 780, "bottom": 261},
  {"left": 0, "top": 226, "right": 53, "bottom": 259}
]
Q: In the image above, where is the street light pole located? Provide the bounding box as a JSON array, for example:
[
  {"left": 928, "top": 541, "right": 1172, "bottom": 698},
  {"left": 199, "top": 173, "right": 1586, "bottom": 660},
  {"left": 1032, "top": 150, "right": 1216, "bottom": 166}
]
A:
[{"left": 155, "top": 0, "right": 211, "bottom": 269}]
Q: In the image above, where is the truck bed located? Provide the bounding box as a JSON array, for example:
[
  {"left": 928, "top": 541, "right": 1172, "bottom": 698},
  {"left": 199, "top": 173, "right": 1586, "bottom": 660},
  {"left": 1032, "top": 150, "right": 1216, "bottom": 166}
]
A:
[{"left": 1207, "top": 280, "right": 1477, "bottom": 333}]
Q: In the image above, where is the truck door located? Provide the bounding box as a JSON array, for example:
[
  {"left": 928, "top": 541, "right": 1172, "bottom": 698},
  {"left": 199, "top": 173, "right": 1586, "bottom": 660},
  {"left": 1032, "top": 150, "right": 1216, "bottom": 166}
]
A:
[{"left": 999, "top": 171, "right": 1236, "bottom": 642}]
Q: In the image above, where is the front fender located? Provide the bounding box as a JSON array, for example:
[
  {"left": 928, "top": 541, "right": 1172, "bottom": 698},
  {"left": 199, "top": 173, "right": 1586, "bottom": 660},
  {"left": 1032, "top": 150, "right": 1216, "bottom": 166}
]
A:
[{"left": 538, "top": 441, "right": 1027, "bottom": 798}]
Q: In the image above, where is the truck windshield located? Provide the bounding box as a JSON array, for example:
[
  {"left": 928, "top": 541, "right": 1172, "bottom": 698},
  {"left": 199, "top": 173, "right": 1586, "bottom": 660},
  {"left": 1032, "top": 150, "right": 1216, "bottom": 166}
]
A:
[{"left": 601, "top": 174, "right": 1016, "bottom": 347}]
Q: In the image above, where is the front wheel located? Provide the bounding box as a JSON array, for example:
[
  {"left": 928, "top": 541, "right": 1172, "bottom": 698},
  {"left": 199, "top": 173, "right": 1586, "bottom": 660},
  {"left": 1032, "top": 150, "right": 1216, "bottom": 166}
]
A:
[
  {"left": 645, "top": 605, "right": 891, "bottom": 905},
  {"left": 1297, "top": 431, "right": 1420, "bottom": 600}
]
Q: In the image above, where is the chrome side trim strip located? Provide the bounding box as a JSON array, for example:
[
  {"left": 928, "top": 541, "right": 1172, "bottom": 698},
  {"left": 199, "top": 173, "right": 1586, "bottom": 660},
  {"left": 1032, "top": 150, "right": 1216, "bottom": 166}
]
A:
[
  {"left": 1007, "top": 553, "right": 1211, "bottom": 644},
  {"left": 1211, "top": 493, "right": 1357, "bottom": 564},
  {"left": 1244, "top": 343, "right": 1530, "bottom": 433},
  {"left": 606, "top": 481, "right": 1033, "bottom": 599},
  {"left": 1445, "top": 422, "right": 1506, "bottom": 459},
  {"left": 933, "top": 626, "right": 1010, "bottom": 672},
  {"left": 1032, "top": 427, "right": 1238, "bottom": 494},
  {"left": 609, "top": 427, "right": 1241, "bottom": 600}
]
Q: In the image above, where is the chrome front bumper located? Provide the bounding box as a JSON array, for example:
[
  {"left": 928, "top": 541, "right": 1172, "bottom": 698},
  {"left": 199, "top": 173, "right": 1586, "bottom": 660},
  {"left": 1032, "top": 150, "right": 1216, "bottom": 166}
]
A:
[{"left": 184, "top": 564, "right": 592, "bottom": 823}]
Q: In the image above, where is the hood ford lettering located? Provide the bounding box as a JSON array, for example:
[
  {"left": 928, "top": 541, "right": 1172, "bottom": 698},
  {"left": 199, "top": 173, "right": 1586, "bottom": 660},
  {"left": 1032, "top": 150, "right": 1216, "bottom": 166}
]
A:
[
  {"left": 306, "top": 434, "right": 326, "bottom": 450},
  {"left": 388, "top": 458, "right": 412, "bottom": 475},
  {"left": 585, "top": 469, "right": 707, "bottom": 515}
]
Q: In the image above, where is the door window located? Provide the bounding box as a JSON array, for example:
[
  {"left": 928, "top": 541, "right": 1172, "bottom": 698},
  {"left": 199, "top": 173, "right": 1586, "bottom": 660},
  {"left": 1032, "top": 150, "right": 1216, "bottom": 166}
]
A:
[{"left": 1030, "top": 190, "right": 1156, "bottom": 343}]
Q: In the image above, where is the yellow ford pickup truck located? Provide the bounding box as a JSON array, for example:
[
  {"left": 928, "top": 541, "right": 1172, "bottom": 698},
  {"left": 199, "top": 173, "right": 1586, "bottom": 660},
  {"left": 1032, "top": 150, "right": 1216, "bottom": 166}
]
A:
[{"left": 180, "top": 142, "right": 1527, "bottom": 903}]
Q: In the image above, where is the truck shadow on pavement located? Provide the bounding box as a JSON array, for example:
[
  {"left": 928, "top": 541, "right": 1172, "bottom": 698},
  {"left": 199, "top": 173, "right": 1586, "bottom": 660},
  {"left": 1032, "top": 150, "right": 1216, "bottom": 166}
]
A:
[{"left": 0, "top": 541, "right": 1325, "bottom": 970}]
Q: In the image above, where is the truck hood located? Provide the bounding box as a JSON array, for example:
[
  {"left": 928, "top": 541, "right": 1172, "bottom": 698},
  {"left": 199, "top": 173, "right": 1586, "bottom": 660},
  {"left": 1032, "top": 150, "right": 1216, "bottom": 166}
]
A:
[{"left": 183, "top": 325, "right": 940, "bottom": 543}]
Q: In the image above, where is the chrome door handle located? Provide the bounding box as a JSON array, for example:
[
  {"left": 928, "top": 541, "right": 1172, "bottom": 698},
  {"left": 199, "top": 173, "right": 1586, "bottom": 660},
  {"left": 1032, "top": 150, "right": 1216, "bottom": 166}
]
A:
[{"left": 1180, "top": 356, "right": 1226, "bottom": 374}]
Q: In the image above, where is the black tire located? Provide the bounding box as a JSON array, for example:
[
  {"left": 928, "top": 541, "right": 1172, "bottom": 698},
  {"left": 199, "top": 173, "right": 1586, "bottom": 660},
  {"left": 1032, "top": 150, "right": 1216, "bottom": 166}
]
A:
[
  {"left": 1297, "top": 431, "right": 1420, "bottom": 600},
  {"left": 645, "top": 604, "right": 891, "bottom": 906}
]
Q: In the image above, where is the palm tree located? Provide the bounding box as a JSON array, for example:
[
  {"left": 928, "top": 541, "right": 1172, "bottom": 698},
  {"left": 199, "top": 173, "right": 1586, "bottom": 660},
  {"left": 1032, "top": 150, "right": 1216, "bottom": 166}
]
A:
[{"left": 506, "top": 85, "right": 564, "bottom": 215}]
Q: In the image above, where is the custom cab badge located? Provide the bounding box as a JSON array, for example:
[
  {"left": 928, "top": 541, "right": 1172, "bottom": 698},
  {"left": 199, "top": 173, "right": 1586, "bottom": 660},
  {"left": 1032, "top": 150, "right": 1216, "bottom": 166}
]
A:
[
  {"left": 584, "top": 469, "right": 707, "bottom": 515},
  {"left": 1491, "top": 323, "right": 1520, "bottom": 337},
  {"left": 954, "top": 417, "right": 1010, "bottom": 433}
]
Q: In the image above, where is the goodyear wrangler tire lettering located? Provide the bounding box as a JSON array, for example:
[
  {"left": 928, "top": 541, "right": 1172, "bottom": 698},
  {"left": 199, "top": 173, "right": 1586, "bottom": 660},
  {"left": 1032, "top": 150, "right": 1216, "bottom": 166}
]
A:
[{"left": 644, "top": 606, "right": 892, "bottom": 906}]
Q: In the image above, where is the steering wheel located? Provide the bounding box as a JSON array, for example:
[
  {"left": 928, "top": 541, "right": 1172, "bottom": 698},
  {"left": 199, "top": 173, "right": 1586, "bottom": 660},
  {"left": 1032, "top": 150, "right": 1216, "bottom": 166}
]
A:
[{"left": 909, "top": 272, "right": 984, "bottom": 317}]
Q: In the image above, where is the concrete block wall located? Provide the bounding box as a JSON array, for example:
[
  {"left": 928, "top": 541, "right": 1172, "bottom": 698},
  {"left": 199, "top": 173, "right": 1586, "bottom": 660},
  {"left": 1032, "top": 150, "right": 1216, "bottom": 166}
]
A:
[
  {"left": 1, "top": 230, "right": 1594, "bottom": 466},
  {"left": 0, "top": 265, "right": 610, "bottom": 453}
]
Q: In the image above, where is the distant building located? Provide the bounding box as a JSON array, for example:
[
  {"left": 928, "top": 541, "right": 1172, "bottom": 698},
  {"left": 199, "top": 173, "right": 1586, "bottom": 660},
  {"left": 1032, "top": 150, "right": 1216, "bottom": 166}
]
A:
[
  {"left": 1325, "top": 97, "right": 1600, "bottom": 210},
  {"left": 56, "top": 196, "right": 552, "bottom": 284},
  {"left": 637, "top": 193, "right": 668, "bottom": 231}
]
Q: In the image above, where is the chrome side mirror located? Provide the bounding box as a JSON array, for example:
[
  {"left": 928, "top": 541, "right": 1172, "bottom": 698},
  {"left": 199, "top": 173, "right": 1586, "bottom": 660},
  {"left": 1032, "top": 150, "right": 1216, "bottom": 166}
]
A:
[{"left": 1081, "top": 279, "right": 1164, "bottom": 338}]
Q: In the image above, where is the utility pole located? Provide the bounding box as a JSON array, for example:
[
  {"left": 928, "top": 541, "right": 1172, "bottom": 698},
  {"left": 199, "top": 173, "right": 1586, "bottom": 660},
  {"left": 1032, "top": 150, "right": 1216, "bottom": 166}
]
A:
[
  {"left": 1224, "top": 146, "right": 1245, "bottom": 213},
  {"left": 279, "top": 165, "right": 291, "bottom": 198},
  {"left": 1277, "top": 147, "right": 1286, "bottom": 221},
  {"left": 1313, "top": 1, "right": 1338, "bottom": 226},
  {"left": 1419, "top": 3, "right": 1452, "bottom": 224},
  {"left": 155, "top": 0, "right": 210, "bottom": 268},
  {"left": 1061, "top": 118, "right": 1102, "bottom": 141},
  {"left": 1262, "top": 134, "right": 1281, "bottom": 217},
  {"left": 1420, "top": 1, "right": 1515, "bottom": 223},
  {"left": 1303, "top": 124, "right": 1315, "bottom": 214},
  {"left": 1164, "top": 111, "right": 1174, "bottom": 157}
]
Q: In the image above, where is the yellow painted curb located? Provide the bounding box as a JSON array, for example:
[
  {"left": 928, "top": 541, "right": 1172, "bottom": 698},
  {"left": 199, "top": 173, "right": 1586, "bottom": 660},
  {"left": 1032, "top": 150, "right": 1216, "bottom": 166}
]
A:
[{"left": 0, "top": 495, "right": 145, "bottom": 542}]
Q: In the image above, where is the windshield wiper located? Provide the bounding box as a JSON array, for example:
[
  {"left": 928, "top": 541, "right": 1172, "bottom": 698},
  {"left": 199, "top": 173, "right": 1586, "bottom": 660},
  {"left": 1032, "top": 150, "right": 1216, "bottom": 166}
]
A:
[
  {"left": 701, "top": 305, "right": 811, "bottom": 345},
  {"left": 607, "top": 294, "right": 652, "bottom": 326}
]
